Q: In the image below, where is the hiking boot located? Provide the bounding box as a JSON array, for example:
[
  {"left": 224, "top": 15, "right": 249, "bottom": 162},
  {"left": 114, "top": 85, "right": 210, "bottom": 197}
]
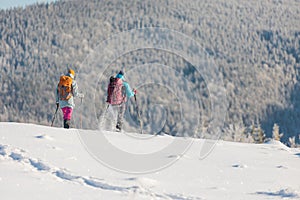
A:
[
  {"left": 64, "top": 120, "right": 70, "bottom": 129},
  {"left": 116, "top": 123, "right": 122, "bottom": 132}
]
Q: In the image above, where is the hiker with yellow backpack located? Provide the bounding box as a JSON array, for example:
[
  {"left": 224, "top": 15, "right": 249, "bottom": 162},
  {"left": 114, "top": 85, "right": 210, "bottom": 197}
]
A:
[{"left": 55, "top": 69, "right": 84, "bottom": 129}]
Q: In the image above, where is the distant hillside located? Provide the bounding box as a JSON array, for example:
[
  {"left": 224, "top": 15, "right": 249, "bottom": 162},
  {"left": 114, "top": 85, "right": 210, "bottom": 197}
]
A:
[{"left": 0, "top": 0, "right": 300, "bottom": 144}]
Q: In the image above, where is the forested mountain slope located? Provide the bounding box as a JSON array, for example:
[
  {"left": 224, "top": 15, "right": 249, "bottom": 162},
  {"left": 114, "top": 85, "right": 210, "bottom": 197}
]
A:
[{"left": 0, "top": 0, "right": 300, "bottom": 144}]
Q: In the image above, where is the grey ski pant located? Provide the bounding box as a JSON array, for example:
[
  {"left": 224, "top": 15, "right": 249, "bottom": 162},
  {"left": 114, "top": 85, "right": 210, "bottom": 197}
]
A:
[{"left": 116, "top": 102, "right": 126, "bottom": 127}]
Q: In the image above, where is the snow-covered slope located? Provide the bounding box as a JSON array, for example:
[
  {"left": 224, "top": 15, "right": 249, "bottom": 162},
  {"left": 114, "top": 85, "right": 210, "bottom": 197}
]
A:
[{"left": 0, "top": 122, "right": 299, "bottom": 200}]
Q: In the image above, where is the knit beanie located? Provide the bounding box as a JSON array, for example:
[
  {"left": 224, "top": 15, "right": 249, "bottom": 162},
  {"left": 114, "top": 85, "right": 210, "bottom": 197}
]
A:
[{"left": 68, "top": 69, "right": 75, "bottom": 79}]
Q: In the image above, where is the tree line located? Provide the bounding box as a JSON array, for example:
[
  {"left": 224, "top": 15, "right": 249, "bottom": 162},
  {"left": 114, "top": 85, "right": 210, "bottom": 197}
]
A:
[{"left": 0, "top": 0, "right": 300, "bottom": 145}]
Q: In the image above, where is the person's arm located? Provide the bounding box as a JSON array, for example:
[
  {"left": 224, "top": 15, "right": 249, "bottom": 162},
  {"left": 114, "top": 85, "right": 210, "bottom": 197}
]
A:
[
  {"left": 72, "top": 80, "right": 84, "bottom": 98},
  {"left": 123, "top": 82, "right": 135, "bottom": 98}
]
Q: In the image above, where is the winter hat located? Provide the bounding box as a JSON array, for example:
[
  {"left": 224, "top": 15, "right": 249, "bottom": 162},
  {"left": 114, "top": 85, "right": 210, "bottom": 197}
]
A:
[
  {"left": 116, "top": 70, "right": 125, "bottom": 80},
  {"left": 68, "top": 69, "right": 75, "bottom": 79},
  {"left": 118, "top": 70, "right": 124, "bottom": 76}
]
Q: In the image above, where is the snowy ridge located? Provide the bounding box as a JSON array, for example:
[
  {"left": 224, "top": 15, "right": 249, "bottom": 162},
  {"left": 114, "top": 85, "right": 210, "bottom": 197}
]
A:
[{"left": 0, "top": 123, "right": 300, "bottom": 200}]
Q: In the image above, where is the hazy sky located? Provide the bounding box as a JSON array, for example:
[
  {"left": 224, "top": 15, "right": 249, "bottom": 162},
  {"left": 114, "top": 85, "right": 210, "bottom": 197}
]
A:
[{"left": 0, "top": 0, "right": 56, "bottom": 10}]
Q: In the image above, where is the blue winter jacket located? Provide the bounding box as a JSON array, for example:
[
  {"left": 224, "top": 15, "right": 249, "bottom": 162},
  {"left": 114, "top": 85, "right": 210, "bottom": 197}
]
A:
[{"left": 116, "top": 73, "right": 135, "bottom": 100}]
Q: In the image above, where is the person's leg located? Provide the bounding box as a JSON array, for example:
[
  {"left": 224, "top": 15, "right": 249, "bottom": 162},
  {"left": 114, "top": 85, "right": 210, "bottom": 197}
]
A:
[
  {"left": 62, "top": 107, "right": 73, "bottom": 129},
  {"left": 116, "top": 103, "right": 126, "bottom": 131}
]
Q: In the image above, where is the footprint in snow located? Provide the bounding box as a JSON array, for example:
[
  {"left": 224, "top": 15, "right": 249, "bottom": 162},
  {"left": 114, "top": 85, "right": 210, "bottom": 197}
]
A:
[
  {"left": 0, "top": 145, "right": 7, "bottom": 156},
  {"left": 29, "top": 159, "right": 51, "bottom": 171},
  {"left": 35, "top": 134, "right": 54, "bottom": 141},
  {"left": 9, "top": 152, "right": 24, "bottom": 161},
  {"left": 276, "top": 165, "right": 288, "bottom": 169},
  {"left": 55, "top": 170, "right": 79, "bottom": 181},
  {"left": 232, "top": 164, "right": 248, "bottom": 168}
]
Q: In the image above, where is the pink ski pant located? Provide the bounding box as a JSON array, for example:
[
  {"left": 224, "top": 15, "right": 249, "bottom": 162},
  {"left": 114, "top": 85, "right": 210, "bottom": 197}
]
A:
[{"left": 62, "top": 107, "right": 73, "bottom": 120}]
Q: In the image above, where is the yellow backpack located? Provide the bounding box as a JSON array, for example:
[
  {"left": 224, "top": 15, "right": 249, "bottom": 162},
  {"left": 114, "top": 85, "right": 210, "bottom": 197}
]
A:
[{"left": 58, "top": 75, "right": 73, "bottom": 100}]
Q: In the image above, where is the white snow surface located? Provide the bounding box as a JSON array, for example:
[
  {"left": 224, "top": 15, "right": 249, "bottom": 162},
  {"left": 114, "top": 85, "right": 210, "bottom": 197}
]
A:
[{"left": 0, "top": 122, "right": 300, "bottom": 200}]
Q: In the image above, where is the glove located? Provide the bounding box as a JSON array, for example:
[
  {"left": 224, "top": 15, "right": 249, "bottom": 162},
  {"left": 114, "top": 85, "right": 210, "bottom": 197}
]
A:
[
  {"left": 133, "top": 88, "right": 137, "bottom": 95},
  {"left": 56, "top": 102, "right": 59, "bottom": 108}
]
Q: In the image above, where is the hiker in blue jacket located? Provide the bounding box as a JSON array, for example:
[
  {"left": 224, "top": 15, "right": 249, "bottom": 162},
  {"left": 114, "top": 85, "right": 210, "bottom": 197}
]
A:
[
  {"left": 112, "top": 70, "right": 136, "bottom": 131},
  {"left": 116, "top": 71, "right": 135, "bottom": 99}
]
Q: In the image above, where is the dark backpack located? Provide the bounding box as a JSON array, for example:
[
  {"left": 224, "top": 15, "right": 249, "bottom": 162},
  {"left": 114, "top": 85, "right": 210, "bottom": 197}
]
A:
[{"left": 106, "top": 76, "right": 126, "bottom": 105}]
